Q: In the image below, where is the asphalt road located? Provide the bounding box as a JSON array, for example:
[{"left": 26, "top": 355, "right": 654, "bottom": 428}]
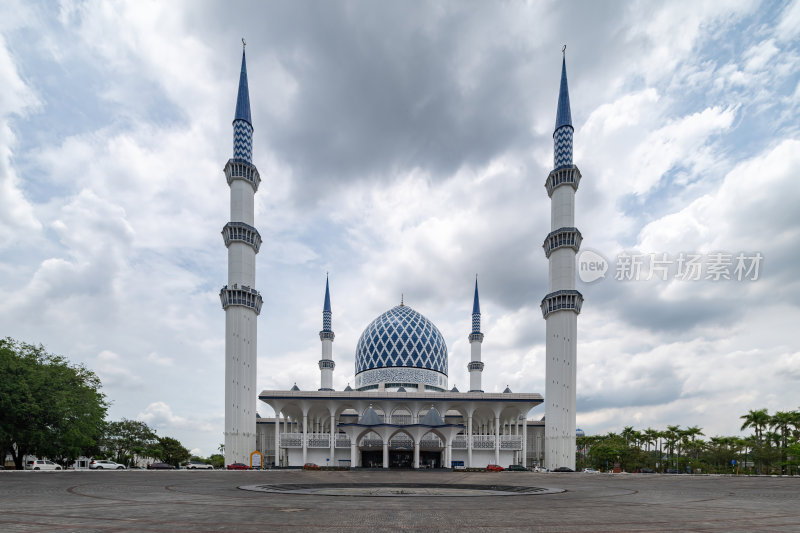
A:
[{"left": 0, "top": 470, "right": 797, "bottom": 532}]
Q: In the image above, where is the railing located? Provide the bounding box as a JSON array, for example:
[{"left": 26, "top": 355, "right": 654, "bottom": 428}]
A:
[
  {"left": 335, "top": 437, "right": 351, "bottom": 448},
  {"left": 280, "top": 433, "right": 303, "bottom": 448},
  {"left": 472, "top": 435, "right": 496, "bottom": 449},
  {"left": 420, "top": 438, "right": 443, "bottom": 449},
  {"left": 360, "top": 438, "right": 383, "bottom": 448},
  {"left": 500, "top": 435, "right": 522, "bottom": 450},
  {"left": 389, "top": 414, "right": 412, "bottom": 424},
  {"left": 390, "top": 438, "right": 413, "bottom": 449},
  {"left": 452, "top": 437, "right": 467, "bottom": 449},
  {"left": 307, "top": 434, "right": 331, "bottom": 448}
]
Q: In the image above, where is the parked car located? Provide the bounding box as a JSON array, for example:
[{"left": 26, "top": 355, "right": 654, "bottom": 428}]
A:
[
  {"left": 184, "top": 461, "right": 213, "bottom": 470},
  {"left": 147, "top": 462, "right": 175, "bottom": 470},
  {"left": 486, "top": 464, "right": 504, "bottom": 471},
  {"left": 89, "top": 459, "right": 126, "bottom": 470},
  {"left": 553, "top": 466, "right": 574, "bottom": 472},
  {"left": 533, "top": 466, "right": 549, "bottom": 473},
  {"left": 506, "top": 464, "right": 528, "bottom": 471},
  {"left": 303, "top": 463, "right": 320, "bottom": 470},
  {"left": 227, "top": 463, "right": 251, "bottom": 470},
  {"left": 25, "top": 460, "right": 62, "bottom": 471},
  {"left": 635, "top": 467, "right": 655, "bottom": 473},
  {"left": 582, "top": 468, "right": 600, "bottom": 473}
]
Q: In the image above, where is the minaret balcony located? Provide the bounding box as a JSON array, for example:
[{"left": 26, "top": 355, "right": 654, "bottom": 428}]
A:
[
  {"left": 222, "top": 222, "right": 262, "bottom": 253},
  {"left": 318, "top": 359, "right": 335, "bottom": 370},
  {"left": 543, "top": 227, "right": 582, "bottom": 258},
  {"left": 545, "top": 165, "right": 581, "bottom": 197},
  {"left": 224, "top": 158, "right": 261, "bottom": 192},
  {"left": 468, "top": 361, "right": 484, "bottom": 371},
  {"left": 220, "top": 285, "right": 263, "bottom": 315},
  {"left": 468, "top": 332, "right": 484, "bottom": 343},
  {"left": 540, "top": 289, "right": 584, "bottom": 318},
  {"left": 319, "top": 330, "right": 335, "bottom": 341}
]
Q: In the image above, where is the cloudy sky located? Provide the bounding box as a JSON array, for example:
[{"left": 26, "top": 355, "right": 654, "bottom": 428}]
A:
[{"left": 2, "top": 0, "right": 799, "bottom": 456}]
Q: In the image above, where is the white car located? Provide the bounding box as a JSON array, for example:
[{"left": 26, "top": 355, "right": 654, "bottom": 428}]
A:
[
  {"left": 532, "top": 466, "right": 549, "bottom": 473},
  {"left": 583, "top": 468, "right": 601, "bottom": 473},
  {"left": 89, "top": 459, "right": 126, "bottom": 470},
  {"left": 25, "top": 460, "right": 62, "bottom": 471},
  {"left": 184, "top": 461, "right": 213, "bottom": 470}
]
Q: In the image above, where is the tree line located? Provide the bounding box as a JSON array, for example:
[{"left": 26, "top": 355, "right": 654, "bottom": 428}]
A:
[
  {"left": 578, "top": 409, "right": 800, "bottom": 475},
  {"left": 1, "top": 338, "right": 192, "bottom": 469}
]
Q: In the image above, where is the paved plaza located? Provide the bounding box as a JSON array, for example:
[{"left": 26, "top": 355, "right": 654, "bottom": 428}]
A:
[{"left": 0, "top": 470, "right": 797, "bottom": 532}]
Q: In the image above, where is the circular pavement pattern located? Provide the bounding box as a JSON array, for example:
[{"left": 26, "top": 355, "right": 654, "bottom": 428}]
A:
[
  {"left": 240, "top": 482, "right": 564, "bottom": 496},
  {"left": 1, "top": 470, "right": 799, "bottom": 531}
]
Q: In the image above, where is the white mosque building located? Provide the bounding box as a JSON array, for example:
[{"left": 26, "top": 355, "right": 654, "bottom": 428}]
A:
[{"left": 222, "top": 44, "right": 582, "bottom": 470}]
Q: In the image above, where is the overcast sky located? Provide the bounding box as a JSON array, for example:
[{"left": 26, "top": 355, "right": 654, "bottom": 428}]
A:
[{"left": 2, "top": 0, "right": 799, "bottom": 457}]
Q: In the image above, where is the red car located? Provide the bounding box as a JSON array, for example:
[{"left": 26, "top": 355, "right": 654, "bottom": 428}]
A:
[
  {"left": 226, "top": 462, "right": 251, "bottom": 470},
  {"left": 486, "top": 464, "right": 505, "bottom": 471},
  {"left": 303, "top": 463, "right": 320, "bottom": 470}
]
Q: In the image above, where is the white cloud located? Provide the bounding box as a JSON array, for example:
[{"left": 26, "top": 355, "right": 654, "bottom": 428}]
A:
[{"left": 138, "top": 401, "right": 215, "bottom": 433}]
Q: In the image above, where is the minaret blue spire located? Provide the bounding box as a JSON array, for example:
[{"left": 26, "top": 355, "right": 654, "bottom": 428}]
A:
[
  {"left": 553, "top": 47, "right": 574, "bottom": 169},
  {"left": 322, "top": 275, "right": 332, "bottom": 332},
  {"left": 233, "top": 41, "right": 253, "bottom": 163},
  {"left": 234, "top": 46, "right": 252, "bottom": 125},
  {"left": 471, "top": 276, "right": 481, "bottom": 334}
]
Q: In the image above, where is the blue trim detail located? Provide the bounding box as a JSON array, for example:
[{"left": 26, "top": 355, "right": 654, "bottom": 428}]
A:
[
  {"left": 234, "top": 49, "right": 252, "bottom": 125},
  {"left": 555, "top": 55, "right": 572, "bottom": 132}
]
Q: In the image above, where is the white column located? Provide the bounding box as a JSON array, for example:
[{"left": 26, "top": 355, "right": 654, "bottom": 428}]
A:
[
  {"left": 494, "top": 415, "right": 500, "bottom": 465},
  {"left": 274, "top": 412, "right": 280, "bottom": 468},
  {"left": 383, "top": 441, "right": 389, "bottom": 469},
  {"left": 522, "top": 418, "right": 528, "bottom": 468},
  {"left": 330, "top": 414, "right": 336, "bottom": 467},
  {"left": 350, "top": 441, "right": 358, "bottom": 469},
  {"left": 467, "top": 415, "right": 473, "bottom": 468},
  {"left": 446, "top": 442, "right": 452, "bottom": 469},
  {"left": 302, "top": 414, "right": 308, "bottom": 464},
  {"left": 414, "top": 441, "right": 420, "bottom": 469}
]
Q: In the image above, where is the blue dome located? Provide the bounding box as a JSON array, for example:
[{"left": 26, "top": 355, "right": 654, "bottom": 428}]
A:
[{"left": 355, "top": 305, "right": 448, "bottom": 376}]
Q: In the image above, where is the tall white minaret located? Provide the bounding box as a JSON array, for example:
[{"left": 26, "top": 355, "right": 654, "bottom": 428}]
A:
[
  {"left": 318, "top": 275, "right": 335, "bottom": 390},
  {"left": 542, "top": 48, "right": 583, "bottom": 470},
  {"left": 220, "top": 42, "right": 263, "bottom": 465},
  {"left": 468, "top": 277, "right": 484, "bottom": 392}
]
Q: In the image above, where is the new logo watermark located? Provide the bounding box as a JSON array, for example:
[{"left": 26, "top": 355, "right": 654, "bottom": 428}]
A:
[
  {"left": 577, "top": 249, "right": 608, "bottom": 283},
  {"left": 576, "top": 251, "right": 763, "bottom": 283}
]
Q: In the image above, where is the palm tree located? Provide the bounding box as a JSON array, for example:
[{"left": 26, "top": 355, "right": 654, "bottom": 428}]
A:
[
  {"left": 685, "top": 426, "right": 705, "bottom": 460},
  {"left": 770, "top": 411, "right": 794, "bottom": 475},
  {"left": 740, "top": 408, "right": 770, "bottom": 444},
  {"left": 741, "top": 408, "right": 770, "bottom": 474},
  {"left": 665, "top": 425, "right": 681, "bottom": 471},
  {"left": 621, "top": 426, "right": 636, "bottom": 448}
]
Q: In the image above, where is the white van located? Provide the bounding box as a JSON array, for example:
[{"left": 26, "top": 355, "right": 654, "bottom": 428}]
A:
[{"left": 25, "top": 459, "right": 63, "bottom": 471}]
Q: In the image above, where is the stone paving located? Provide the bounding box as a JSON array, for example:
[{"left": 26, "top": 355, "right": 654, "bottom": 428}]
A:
[{"left": 0, "top": 469, "right": 798, "bottom": 532}]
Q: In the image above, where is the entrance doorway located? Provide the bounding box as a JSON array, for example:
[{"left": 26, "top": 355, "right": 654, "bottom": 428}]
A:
[{"left": 420, "top": 451, "right": 442, "bottom": 469}]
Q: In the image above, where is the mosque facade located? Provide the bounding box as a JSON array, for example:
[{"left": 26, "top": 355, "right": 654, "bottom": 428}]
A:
[{"left": 222, "top": 45, "right": 581, "bottom": 469}]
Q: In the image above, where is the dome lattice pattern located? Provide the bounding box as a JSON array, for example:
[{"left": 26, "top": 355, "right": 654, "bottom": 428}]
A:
[{"left": 355, "top": 305, "right": 448, "bottom": 376}]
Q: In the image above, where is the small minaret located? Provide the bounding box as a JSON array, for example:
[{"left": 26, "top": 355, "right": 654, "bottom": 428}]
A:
[
  {"left": 318, "top": 275, "right": 335, "bottom": 391},
  {"left": 542, "top": 47, "right": 583, "bottom": 471},
  {"left": 220, "top": 41, "right": 263, "bottom": 466},
  {"left": 468, "top": 277, "right": 484, "bottom": 392}
]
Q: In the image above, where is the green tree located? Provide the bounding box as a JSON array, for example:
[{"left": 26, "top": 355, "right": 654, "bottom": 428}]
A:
[
  {"left": 102, "top": 419, "right": 159, "bottom": 466},
  {"left": 154, "top": 436, "right": 190, "bottom": 467},
  {"left": 208, "top": 453, "right": 225, "bottom": 469},
  {"left": 769, "top": 411, "right": 795, "bottom": 475},
  {"left": 0, "top": 338, "right": 108, "bottom": 469}
]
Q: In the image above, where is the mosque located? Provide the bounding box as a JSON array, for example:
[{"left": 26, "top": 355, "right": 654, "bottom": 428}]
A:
[{"left": 221, "top": 44, "right": 582, "bottom": 470}]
